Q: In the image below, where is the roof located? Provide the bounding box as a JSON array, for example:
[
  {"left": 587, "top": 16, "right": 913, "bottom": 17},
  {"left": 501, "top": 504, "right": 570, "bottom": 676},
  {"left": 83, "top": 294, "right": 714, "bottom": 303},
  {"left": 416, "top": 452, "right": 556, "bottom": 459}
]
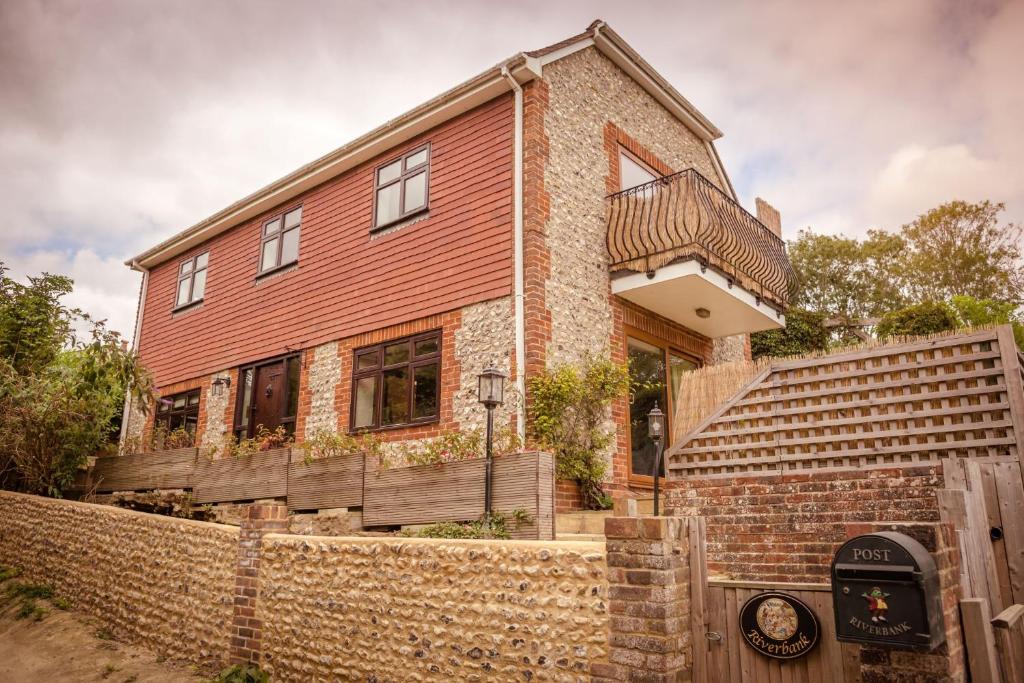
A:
[{"left": 127, "top": 20, "right": 724, "bottom": 270}]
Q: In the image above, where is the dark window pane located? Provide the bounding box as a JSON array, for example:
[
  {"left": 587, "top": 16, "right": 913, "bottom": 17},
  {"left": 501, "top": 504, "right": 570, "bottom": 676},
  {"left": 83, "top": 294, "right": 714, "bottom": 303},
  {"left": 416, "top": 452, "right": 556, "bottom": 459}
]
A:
[
  {"left": 187, "top": 392, "right": 200, "bottom": 406},
  {"left": 176, "top": 279, "right": 191, "bottom": 306},
  {"left": 285, "top": 357, "right": 300, "bottom": 418},
  {"left": 353, "top": 376, "right": 376, "bottom": 428},
  {"left": 173, "top": 396, "right": 187, "bottom": 409},
  {"left": 628, "top": 337, "right": 667, "bottom": 477},
  {"left": 405, "top": 148, "right": 428, "bottom": 169},
  {"left": 356, "top": 349, "right": 379, "bottom": 370},
  {"left": 414, "top": 336, "right": 438, "bottom": 357},
  {"left": 381, "top": 368, "right": 410, "bottom": 425},
  {"left": 281, "top": 227, "right": 300, "bottom": 264},
  {"left": 378, "top": 160, "right": 401, "bottom": 184},
  {"left": 375, "top": 184, "right": 401, "bottom": 226},
  {"left": 413, "top": 364, "right": 438, "bottom": 419},
  {"left": 261, "top": 238, "right": 278, "bottom": 270},
  {"left": 384, "top": 342, "right": 409, "bottom": 365},
  {"left": 403, "top": 171, "right": 427, "bottom": 213},
  {"left": 191, "top": 269, "right": 206, "bottom": 301}
]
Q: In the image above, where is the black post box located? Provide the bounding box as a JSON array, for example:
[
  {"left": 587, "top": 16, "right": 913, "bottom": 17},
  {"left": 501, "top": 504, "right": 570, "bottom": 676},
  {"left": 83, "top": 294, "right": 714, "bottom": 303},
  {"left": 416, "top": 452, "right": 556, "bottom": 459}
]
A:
[{"left": 830, "top": 531, "right": 945, "bottom": 650}]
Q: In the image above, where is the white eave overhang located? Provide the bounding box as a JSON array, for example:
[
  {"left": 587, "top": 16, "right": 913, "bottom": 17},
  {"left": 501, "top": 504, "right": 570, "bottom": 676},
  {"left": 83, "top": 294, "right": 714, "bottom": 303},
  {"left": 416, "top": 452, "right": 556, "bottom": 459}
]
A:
[{"left": 612, "top": 261, "right": 785, "bottom": 338}]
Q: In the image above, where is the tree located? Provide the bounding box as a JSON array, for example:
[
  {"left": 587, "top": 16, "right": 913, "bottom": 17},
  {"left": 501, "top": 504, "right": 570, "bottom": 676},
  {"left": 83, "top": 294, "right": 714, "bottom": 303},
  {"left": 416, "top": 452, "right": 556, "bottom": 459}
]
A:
[
  {"left": 750, "top": 308, "right": 830, "bottom": 359},
  {"left": 875, "top": 301, "right": 958, "bottom": 340},
  {"left": 948, "top": 295, "right": 1024, "bottom": 349},
  {"left": 899, "top": 201, "right": 1024, "bottom": 304},
  {"left": 0, "top": 263, "right": 153, "bottom": 495}
]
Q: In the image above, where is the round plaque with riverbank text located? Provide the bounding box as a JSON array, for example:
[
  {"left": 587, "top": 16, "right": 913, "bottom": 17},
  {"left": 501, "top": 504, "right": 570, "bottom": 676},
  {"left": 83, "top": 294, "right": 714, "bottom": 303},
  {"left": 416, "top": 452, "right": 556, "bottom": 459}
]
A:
[{"left": 739, "top": 592, "right": 820, "bottom": 660}]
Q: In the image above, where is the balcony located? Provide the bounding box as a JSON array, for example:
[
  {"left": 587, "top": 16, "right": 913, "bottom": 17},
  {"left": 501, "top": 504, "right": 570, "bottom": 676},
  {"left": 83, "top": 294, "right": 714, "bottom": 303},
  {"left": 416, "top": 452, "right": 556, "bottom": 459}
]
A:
[{"left": 606, "top": 169, "right": 793, "bottom": 338}]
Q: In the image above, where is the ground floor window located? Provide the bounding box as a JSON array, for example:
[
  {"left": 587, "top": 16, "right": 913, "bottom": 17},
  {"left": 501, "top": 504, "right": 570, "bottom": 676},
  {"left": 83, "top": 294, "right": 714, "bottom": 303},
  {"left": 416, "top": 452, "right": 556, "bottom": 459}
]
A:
[
  {"left": 627, "top": 329, "right": 699, "bottom": 481},
  {"left": 234, "top": 354, "right": 301, "bottom": 439},
  {"left": 155, "top": 389, "right": 200, "bottom": 439},
  {"left": 351, "top": 330, "right": 441, "bottom": 431}
]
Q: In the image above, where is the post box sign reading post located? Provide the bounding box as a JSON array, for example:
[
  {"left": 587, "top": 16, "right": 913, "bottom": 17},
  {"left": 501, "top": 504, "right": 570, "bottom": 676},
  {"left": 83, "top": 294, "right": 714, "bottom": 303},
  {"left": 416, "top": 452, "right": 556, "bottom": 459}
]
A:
[{"left": 831, "top": 532, "right": 945, "bottom": 650}]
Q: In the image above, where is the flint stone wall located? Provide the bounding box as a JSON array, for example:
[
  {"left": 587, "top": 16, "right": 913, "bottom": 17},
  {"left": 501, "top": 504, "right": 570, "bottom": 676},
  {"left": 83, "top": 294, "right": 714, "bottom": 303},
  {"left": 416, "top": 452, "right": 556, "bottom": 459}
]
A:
[
  {"left": 257, "top": 534, "right": 609, "bottom": 682},
  {"left": 541, "top": 46, "right": 724, "bottom": 366},
  {"left": 0, "top": 490, "right": 236, "bottom": 667}
]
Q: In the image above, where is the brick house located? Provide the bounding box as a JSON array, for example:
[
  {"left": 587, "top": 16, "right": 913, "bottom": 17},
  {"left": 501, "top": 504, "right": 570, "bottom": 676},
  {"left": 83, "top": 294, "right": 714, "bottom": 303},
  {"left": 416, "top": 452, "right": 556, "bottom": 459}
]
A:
[{"left": 120, "top": 20, "right": 792, "bottom": 502}]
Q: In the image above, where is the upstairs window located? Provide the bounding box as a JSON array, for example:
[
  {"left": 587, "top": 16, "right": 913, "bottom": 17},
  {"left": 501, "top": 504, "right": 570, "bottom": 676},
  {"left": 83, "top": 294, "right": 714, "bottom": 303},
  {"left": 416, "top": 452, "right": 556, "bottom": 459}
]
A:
[
  {"left": 373, "top": 144, "right": 430, "bottom": 230},
  {"left": 175, "top": 252, "right": 208, "bottom": 309},
  {"left": 260, "top": 206, "right": 302, "bottom": 273},
  {"left": 619, "top": 148, "right": 659, "bottom": 191},
  {"left": 351, "top": 331, "right": 441, "bottom": 430}
]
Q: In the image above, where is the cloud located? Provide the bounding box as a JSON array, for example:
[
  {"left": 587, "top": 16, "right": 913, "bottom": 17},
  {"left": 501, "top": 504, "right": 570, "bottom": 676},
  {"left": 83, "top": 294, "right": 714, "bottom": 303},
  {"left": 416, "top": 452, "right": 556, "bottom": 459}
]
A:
[{"left": 1, "top": 0, "right": 1022, "bottom": 339}]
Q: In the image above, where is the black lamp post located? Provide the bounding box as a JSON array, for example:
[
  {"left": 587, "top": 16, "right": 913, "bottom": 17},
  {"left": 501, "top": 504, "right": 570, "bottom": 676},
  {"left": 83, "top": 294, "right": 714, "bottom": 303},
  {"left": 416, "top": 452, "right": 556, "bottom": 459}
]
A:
[
  {"left": 648, "top": 403, "right": 666, "bottom": 517},
  {"left": 477, "top": 366, "right": 507, "bottom": 517}
]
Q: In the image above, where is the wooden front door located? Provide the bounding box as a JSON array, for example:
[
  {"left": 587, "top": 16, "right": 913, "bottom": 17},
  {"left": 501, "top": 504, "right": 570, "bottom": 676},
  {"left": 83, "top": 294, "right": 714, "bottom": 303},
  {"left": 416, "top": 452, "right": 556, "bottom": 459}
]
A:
[{"left": 252, "top": 361, "right": 286, "bottom": 434}]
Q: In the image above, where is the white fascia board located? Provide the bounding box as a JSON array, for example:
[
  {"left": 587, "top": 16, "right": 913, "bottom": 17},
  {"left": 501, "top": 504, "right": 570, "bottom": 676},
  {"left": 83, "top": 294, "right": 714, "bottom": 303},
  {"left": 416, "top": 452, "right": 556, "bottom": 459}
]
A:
[{"left": 129, "top": 59, "right": 541, "bottom": 270}]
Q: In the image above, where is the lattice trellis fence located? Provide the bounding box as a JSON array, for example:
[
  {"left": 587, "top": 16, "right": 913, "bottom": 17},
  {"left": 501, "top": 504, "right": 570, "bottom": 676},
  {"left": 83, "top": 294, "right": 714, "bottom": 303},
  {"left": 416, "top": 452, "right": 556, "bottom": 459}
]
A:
[{"left": 667, "top": 326, "right": 1024, "bottom": 478}]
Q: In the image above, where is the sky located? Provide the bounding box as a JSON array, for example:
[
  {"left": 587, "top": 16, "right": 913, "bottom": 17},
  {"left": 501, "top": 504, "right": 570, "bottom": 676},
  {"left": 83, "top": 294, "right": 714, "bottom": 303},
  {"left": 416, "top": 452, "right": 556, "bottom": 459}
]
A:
[{"left": 2, "top": 0, "right": 1022, "bottom": 338}]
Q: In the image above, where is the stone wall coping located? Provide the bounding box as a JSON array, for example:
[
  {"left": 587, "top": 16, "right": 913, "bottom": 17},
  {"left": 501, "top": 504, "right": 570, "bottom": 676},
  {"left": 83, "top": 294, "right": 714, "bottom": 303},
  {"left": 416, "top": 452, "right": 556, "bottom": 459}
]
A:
[
  {"left": 0, "top": 490, "right": 238, "bottom": 536},
  {"left": 260, "top": 531, "right": 605, "bottom": 553}
]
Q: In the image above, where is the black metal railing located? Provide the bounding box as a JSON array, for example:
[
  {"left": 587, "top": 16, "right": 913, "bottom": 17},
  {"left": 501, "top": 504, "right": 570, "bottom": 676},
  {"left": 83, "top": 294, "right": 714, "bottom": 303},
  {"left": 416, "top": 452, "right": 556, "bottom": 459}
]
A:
[{"left": 606, "top": 168, "right": 794, "bottom": 310}]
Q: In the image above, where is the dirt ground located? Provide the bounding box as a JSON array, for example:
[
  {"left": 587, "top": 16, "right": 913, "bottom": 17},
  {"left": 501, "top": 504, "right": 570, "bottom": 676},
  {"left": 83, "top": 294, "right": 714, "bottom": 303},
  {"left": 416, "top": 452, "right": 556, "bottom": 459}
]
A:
[{"left": 0, "top": 598, "right": 203, "bottom": 683}]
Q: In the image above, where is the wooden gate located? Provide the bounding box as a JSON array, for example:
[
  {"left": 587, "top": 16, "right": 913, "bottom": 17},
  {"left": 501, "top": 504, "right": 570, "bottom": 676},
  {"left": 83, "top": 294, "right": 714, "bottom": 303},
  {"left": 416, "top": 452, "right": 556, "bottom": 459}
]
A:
[{"left": 687, "top": 519, "right": 860, "bottom": 683}]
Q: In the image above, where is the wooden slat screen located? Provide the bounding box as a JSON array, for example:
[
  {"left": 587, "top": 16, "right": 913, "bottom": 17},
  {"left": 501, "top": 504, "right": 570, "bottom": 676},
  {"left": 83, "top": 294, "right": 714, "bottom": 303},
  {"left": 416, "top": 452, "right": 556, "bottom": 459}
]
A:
[
  {"left": 90, "top": 448, "right": 198, "bottom": 492},
  {"left": 668, "top": 328, "right": 1024, "bottom": 478},
  {"left": 191, "top": 448, "right": 291, "bottom": 504},
  {"left": 287, "top": 453, "right": 364, "bottom": 511},
  {"left": 362, "top": 457, "right": 485, "bottom": 527}
]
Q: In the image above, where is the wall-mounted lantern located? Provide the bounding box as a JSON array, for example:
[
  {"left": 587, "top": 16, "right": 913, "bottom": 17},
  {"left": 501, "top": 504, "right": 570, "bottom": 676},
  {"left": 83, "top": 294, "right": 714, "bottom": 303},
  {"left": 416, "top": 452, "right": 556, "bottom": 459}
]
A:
[{"left": 211, "top": 375, "right": 232, "bottom": 397}]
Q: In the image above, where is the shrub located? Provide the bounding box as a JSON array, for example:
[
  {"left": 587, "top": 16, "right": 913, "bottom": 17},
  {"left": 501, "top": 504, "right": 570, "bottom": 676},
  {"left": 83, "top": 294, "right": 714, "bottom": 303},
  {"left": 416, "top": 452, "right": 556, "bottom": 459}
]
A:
[
  {"left": 210, "top": 664, "right": 270, "bottom": 683},
  {"left": 410, "top": 509, "right": 531, "bottom": 540},
  {"left": 205, "top": 425, "right": 293, "bottom": 460},
  {"left": 382, "top": 425, "right": 521, "bottom": 469},
  {"left": 875, "top": 301, "right": 958, "bottom": 339},
  {"left": 527, "top": 356, "right": 629, "bottom": 509},
  {"left": 299, "top": 429, "right": 382, "bottom": 464}
]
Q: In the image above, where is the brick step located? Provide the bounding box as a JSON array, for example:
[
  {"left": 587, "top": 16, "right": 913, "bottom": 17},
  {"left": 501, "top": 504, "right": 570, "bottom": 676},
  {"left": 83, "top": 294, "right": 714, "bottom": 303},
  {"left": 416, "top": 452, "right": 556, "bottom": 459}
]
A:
[
  {"left": 555, "top": 533, "right": 606, "bottom": 542},
  {"left": 555, "top": 510, "right": 614, "bottom": 535}
]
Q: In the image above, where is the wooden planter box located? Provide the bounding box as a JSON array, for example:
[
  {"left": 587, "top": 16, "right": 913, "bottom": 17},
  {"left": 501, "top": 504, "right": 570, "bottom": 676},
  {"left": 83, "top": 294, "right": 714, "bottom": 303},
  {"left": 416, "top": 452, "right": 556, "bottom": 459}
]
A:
[
  {"left": 192, "top": 447, "right": 291, "bottom": 504},
  {"left": 287, "top": 452, "right": 364, "bottom": 511},
  {"left": 362, "top": 451, "right": 554, "bottom": 539},
  {"left": 89, "top": 448, "right": 199, "bottom": 493}
]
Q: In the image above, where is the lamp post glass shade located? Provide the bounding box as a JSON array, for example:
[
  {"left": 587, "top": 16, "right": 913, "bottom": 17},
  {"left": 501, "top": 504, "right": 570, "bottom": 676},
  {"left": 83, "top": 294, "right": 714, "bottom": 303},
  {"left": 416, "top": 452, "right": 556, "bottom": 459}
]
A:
[
  {"left": 477, "top": 366, "right": 507, "bottom": 408},
  {"left": 648, "top": 402, "right": 665, "bottom": 441}
]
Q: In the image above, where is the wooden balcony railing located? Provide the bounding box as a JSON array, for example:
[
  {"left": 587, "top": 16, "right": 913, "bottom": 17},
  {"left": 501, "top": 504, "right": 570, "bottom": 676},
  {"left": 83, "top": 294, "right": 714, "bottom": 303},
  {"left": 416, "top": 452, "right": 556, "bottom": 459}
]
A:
[{"left": 606, "top": 169, "right": 794, "bottom": 310}]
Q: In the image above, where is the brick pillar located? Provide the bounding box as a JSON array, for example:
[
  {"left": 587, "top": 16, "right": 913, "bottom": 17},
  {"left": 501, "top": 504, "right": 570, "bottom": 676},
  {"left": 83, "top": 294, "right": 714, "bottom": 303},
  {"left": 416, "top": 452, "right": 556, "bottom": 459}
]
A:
[
  {"left": 593, "top": 516, "right": 693, "bottom": 682},
  {"left": 850, "top": 522, "right": 965, "bottom": 682},
  {"left": 230, "top": 502, "right": 288, "bottom": 666}
]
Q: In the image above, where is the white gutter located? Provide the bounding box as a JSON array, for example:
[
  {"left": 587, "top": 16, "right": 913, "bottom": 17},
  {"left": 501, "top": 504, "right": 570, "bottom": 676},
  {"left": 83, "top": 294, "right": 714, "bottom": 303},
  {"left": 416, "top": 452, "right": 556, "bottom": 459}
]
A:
[
  {"left": 501, "top": 66, "right": 527, "bottom": 442},
  {"left": 118, "top": 262, "right": 149, "bottom": 449}
]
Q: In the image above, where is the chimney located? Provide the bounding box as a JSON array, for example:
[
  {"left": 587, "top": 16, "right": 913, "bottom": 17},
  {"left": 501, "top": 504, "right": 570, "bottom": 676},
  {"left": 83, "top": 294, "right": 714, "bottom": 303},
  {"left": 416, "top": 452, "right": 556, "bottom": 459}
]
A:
[{"left": 755, "top": 198, "right": 782, "bottom": 238}]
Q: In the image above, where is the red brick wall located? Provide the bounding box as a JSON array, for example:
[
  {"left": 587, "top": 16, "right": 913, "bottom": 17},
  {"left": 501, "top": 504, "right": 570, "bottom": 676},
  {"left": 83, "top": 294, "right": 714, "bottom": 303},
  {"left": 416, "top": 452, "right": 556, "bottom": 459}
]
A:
[
  {"left": 138, "top": 95, "right": 514, "bottom": 387},
  {"left": 665, "top": 465, "right": 944, "bottom": 582}
]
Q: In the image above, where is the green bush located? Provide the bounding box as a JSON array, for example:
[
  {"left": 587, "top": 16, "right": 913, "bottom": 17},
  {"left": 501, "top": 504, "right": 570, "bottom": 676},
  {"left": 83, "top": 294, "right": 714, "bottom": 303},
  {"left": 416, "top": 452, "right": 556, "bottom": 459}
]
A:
[
  {"left": 410, "top": 509, "right": 532, "bottom": 540},
  {"left": 527, "top": 356, "right": 629, "bottom": 510},
  {"left": 875, "top": 301, "right": 958, "bottom": 339},
  {"left": 210, "top": 664, "right": 270, "bottom": 683},
  {"left": 750, "top": 308, "right": 831, "bottom": 359}
]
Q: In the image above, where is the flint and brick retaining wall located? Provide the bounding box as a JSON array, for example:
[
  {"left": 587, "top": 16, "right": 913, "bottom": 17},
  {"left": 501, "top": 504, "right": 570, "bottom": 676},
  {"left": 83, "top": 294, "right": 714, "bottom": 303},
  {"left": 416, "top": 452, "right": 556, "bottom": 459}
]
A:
[
  {"left": 0, "top": 490, "right": 237, "bottom": 667},
  {"left": 666, "top": 465, "right": 943, "bottom": 582}
]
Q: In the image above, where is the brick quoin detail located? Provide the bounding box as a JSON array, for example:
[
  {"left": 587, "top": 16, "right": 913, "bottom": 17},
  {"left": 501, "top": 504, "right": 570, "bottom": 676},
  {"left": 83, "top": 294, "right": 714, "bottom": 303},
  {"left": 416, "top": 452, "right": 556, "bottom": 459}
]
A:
[
  {"left": 595, "top": 516, "right": 693, "bottom": 682},
  {"left": 230, "top": 502, "right": 288, "bottom": 666}
]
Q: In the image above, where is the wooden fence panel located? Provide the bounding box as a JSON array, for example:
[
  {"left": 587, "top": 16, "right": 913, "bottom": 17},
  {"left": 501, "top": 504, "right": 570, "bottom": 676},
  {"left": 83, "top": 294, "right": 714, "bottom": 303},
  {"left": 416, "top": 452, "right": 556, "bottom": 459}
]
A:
[
  {"left": 191, "top": 448, "right": 290, "bottom": 504},
  {"left": 287, "top": 453, "right": 364, "bottom": 511},
  {"left": 993, "top": 461, "right": 1024, "bottom": 605},
  {"left": 961, "top": 598, "right": 1001, "bottom": 683},
  {"left": 993, "top": 604, "right": 1024, "bottom": 683},
  {"left": 492, "top": 452, "right": 553, "bottom": 540},
  {"left": 362, "top": 458, "right": 485, "bottom": 527},
  {"left": 669, "top": 328, "right": 1023, "bottom": 478},
  {"left": 90, "top": 448, "right": 198, "bottom": 492}
]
